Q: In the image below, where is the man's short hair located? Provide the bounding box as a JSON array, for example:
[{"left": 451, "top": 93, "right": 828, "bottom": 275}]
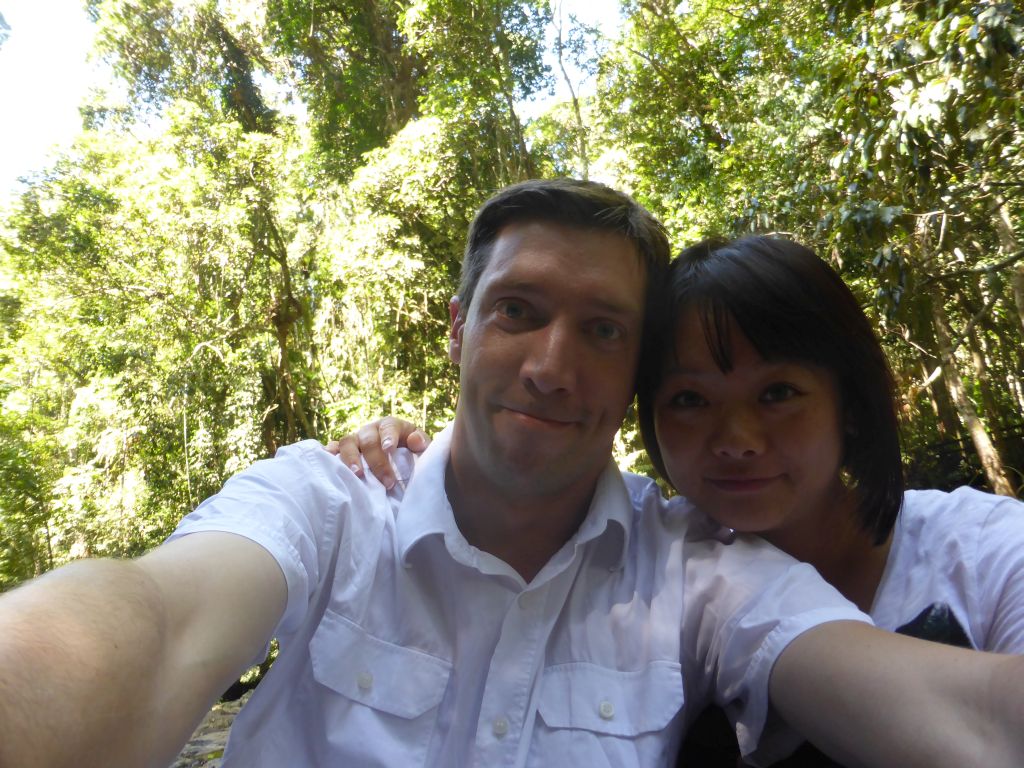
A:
[{"left": 458, "top": 178, "right": 671, "bottom": 315}]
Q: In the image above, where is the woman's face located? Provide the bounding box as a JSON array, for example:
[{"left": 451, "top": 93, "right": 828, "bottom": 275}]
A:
[{"left": 653, "top": 308, "right": 848, "bottom": 542}]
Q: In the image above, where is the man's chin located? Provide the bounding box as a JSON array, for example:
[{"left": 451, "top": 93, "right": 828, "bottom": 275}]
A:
[{"left": 492, "top": 448, "right": 606, "bottom": 494}]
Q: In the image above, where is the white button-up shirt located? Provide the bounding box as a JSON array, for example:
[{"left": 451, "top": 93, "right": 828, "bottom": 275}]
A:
[{"left": 170, "top": 425, "right": 869, "bottom": 767}]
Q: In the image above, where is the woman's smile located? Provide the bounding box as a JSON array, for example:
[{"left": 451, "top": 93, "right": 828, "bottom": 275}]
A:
[{"left": 654, "top": 308, "right": 848, "bottom": 542}]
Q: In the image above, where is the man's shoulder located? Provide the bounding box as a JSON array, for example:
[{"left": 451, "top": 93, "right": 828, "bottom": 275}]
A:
[
  {"left": 174, "top": 439, "right": 395, "bottom": 548},
  {"left": 619, "top": 471, "right": 681, "bottom": 512},
  {"left": 618, "top": 471, "right": 739, "bottom": 545}
]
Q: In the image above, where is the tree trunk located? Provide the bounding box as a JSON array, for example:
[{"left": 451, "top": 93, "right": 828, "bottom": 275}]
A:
[
  {"left": 992, "top": 197, "right": 1024, "bottom": 340},
  {"left": 930, "top": 290, "right": 1015, "bottom": 496},
  {"left": 553, "top": 4, "right": 589, "bottom": 179},
  {"left": 966, "top": 324, "right": 1004, "bottom": 433},
  {"left": 960, "top": 290, "right": 1004, "bottom": 433},
  {"left": 912, "top": 295, "right": 961, "bottom": 439},
  {"left": 365, "top": 0, "right": 419, "bottom": 136},
  {"left": 489, "top": 8, "right": 536, "bottom": 180},
  {"left": 1011, "top": 264, "right": 1024, "bottom": 340}
]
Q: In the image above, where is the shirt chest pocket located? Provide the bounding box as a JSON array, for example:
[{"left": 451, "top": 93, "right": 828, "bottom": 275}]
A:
[
  {"left": 532, "top": 660, "right": 684, "bottom": 766},
  {"left": 308, "top": 609, "right": 452, "bottom": 765}
]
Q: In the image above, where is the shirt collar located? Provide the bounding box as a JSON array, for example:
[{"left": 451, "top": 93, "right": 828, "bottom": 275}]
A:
[
  {"left": 395, "top": 424, "right": 457, "bottom": 565},
  {"left": 395, "top": 423, "right": 633, "bottom": 572}
]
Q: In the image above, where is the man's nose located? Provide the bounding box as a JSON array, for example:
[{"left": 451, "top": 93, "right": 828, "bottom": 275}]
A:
[
  {"left": 711, "top": 406, "right": 765, "bottom": 458},
  {"left": 521, "top": 322, "right": 578, "bottom": 395}
]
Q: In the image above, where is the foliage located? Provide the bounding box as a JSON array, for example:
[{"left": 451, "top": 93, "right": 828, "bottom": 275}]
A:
[
  {"left": 596, "top": 0, "right": 1024, "bottom": 492},
  {"left": 1, "top": 0, "right": 1023, "bottom": 591}
]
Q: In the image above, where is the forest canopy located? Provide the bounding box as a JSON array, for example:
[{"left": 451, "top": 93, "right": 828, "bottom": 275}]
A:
[{"left": 1, "top": 0, "right": 1022, "bottom": 589}]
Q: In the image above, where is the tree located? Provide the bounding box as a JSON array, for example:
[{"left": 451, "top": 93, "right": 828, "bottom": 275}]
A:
[
  {"left": 822, "top": 0, "right": 1024, "bottom": 494},
  {"left": 0, "top": 0, "right": 560, "bottom": 589}
]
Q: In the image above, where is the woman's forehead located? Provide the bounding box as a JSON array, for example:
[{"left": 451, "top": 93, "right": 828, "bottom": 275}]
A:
[{"left": 668, "top": 303, "right": 825, "bottom": 375}]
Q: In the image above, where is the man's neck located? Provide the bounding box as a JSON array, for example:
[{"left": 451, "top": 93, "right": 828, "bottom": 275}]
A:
[{"left": 443, "top": 459, "right": 599, "bottom": 584}]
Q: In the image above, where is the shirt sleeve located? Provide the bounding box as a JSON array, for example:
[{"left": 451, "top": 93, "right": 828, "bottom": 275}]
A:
[
  {"left": 681, "top": 532, "right": 873, "bottom": 766},
  {"left": 974, "top": 492, "right": 1024, "bottom": 653},
  {"left": 167, "top": 440, "right": 383, "bottom": 639}
]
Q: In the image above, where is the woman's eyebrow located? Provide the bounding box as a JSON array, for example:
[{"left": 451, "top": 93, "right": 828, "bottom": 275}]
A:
[{"left": 657, "top": 363, "right": 712, "bottom": 377}]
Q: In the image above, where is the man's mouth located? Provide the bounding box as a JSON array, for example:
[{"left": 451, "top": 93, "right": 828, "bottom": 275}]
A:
[{"left": 503, "top": 406, "right": 578, "bottom": 429}]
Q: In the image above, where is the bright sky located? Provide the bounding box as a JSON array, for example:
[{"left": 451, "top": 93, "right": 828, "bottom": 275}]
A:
[
  {"left": 0, "top": 0, "right": 103, "bottom": 201},
  {"left": 0, "top": 0, "right": 623, "bottom": 201}
]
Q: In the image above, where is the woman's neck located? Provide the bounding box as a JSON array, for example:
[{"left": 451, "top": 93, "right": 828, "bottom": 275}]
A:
[{"left": 763, "top": 491, "right": 892, "bottom": 614}]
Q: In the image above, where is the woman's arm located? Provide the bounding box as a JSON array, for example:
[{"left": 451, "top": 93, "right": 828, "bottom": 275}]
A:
[
  {"left": 771, "top": 621, "right": 1024, "bottom": 767},
  {"left": 326, "top": 416, "right": 430, "bottom": 489}
]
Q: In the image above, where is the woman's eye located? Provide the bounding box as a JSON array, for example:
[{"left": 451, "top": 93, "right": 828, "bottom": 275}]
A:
[
  {"left": 761, "top": 383, "right": 800, "bottom": 403},
  {"left": 670, "top": 390, "right": 707, "bottom": 408},
  {"left": 593, "top": 321, "right": 624, "bottom": 341}
]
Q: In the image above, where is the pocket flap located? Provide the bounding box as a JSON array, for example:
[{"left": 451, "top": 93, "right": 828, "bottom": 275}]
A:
[
  {"left": 537, "top": 660, "right": 684, "bottom": 737},
  {"left": 310, "top": 610, "right": 451, "bottom": 719}
]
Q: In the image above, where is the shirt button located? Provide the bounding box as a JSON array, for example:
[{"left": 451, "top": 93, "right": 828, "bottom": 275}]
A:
[
  {"left": 492, "top": 716, "right": 510, "bottom": 738},
  {"left": 598, "top": 700, "right": 615, "bottom": 720},
  {"left": 357, "top": 671, "right": 374, "bottom": 691},
  {"left": 517, "top": 592, "right": 530, "bottom": 609}
]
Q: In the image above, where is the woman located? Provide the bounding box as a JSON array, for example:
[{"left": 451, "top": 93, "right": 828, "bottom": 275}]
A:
[
  {"left": 338, "top": 235, "right": 1024, "bottom": 765},
  {"left": 641, "top": 236, "right": 1024, "bottom": 765},
  {"left": 638, "top": 236, "right": 1023, "bottom": 647}
]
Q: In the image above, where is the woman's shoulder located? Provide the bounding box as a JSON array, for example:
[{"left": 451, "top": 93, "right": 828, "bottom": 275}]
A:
[
  {"left": 900, "top": 486, "right": 1024, "bottom": 543},
  {"left": 903, "top": 486, "right": 1023, "bottom": 518}
]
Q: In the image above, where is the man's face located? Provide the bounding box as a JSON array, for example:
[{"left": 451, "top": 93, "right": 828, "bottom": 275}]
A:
[{"left": 448, "top": 220, "right": 645, "bottom": 499}]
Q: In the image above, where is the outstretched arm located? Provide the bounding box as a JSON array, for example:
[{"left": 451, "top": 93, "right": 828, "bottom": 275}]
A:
[
  {"left": 0, "top": 531, "right": 285, "bottom": 768},
  {"left": 771, "top": 621, "right": 1024, "bottom": 767}
]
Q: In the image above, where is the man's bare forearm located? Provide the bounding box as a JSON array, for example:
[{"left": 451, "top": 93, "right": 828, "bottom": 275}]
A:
[
  {"left": 0, "top": 532, "right": 286, "bottom": 768},
  {"left": 0, "top": 558, "right": 209, "bottom": 768}
]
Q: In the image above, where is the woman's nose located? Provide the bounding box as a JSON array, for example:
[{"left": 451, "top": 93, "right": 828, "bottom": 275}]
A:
[{"left": 711, "top": 406, "right": 765, "bottom": 458}]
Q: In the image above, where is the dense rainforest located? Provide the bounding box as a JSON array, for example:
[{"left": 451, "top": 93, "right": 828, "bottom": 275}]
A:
[{"left": 0, "top": 0, "right": 1022, "bottom": 591}]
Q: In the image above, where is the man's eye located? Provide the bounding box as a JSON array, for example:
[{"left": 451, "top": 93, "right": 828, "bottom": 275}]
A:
[
  {"left": 496, "top": 300, "right": 527, "bottom": 320},
  {"left": 593, "top": 321, "right": 624, "bottom": 341},
  {"left": 761, "top": 383, "right": 800, "bottom": 403},
  {"left": 670, "top": 390, "right": 706, "bottom": 408}
]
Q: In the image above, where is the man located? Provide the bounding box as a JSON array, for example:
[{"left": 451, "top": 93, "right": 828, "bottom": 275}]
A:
[{"left": 1, "top": 179, "right": 1022, "bottom": 768}]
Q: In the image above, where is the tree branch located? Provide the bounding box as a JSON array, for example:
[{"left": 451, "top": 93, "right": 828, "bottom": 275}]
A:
[{"left": 925, "top": 247, "right": 1024, "bottom": 284}]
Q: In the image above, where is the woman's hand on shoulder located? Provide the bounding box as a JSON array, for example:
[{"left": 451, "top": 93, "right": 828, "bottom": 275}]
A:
[{"left": 325, "top": 416, "right": 431, "bottom": 489}]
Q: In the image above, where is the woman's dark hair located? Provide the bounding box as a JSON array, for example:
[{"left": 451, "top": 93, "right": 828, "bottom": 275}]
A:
[{"left": 637, "top": 236, "right": 904, "bottom": 545}]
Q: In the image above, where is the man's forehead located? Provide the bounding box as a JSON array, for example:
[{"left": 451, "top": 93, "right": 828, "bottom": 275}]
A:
[{"left": 484, "top": 220, "right": 644, "bottom": 289}]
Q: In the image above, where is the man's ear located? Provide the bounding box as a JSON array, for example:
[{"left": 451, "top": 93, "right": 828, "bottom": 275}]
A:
[{"left": 448, "top": 296, "right": 465, "bottom": 364}]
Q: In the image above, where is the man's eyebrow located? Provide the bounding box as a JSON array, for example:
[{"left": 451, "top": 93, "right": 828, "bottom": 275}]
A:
[
  {"left": 483, "top": 277, "right": 542, "bottom": 294},
  {"left": 585, "top": 296, "right": 643, "bottom": 319},
  {"left": 483, "top": 279, "right": 642, "bottom": 318}
]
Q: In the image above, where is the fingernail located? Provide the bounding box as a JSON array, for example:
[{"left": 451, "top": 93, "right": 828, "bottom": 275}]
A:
[
  {"left": 349, "top": 464, "right": 362, "bottom": 475},
  {"left": 381, "top": 437, "right": 393, "bottom": 451}
]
